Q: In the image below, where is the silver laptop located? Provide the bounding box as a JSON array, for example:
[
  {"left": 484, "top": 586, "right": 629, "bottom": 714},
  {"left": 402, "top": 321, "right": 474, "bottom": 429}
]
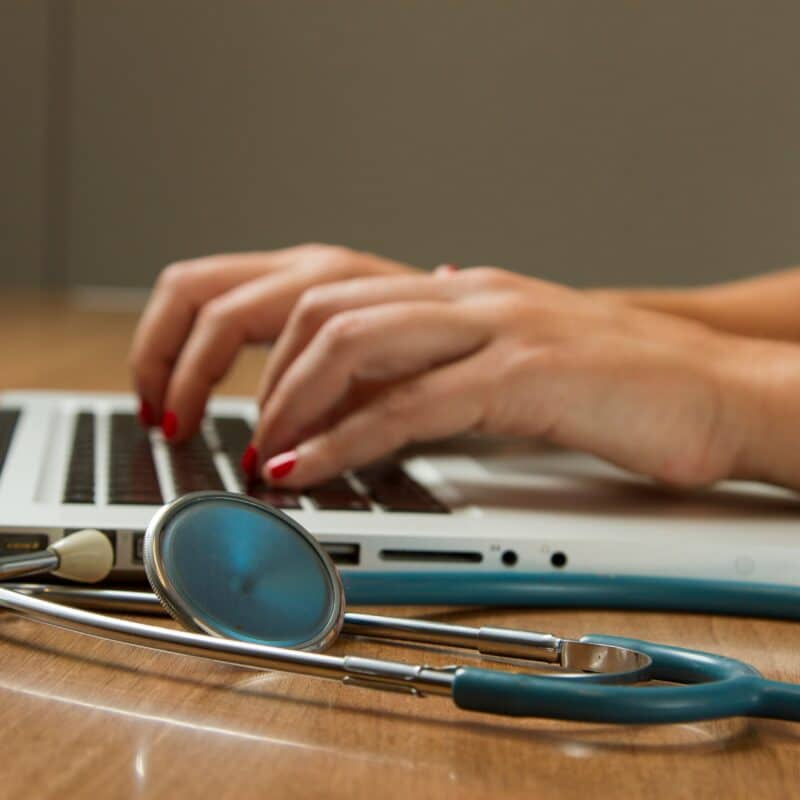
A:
[{"left": 1, "top": 390, "right": 799, "bottom": 595}]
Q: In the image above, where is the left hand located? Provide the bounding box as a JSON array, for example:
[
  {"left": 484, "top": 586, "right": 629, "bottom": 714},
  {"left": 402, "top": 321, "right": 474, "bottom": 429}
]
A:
[{"left": 251, "top": 266, "right": 758, "bottom": 490}]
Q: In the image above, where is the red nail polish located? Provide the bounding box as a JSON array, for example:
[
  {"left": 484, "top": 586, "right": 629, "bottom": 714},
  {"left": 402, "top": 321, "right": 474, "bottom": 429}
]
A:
[
  {"left": 138, "top": 399, "right": 155, "bottom": 427},
  {"left": 162, "top": 410, "right": 178, "bottom": 440},
  {"left": 240, "top": 444, "right": 258, "bottom": 477},
  {"left": 434, "top": 263, "right": 458, "bottom": 276},
  {"left": 267, "top": 450, "right": 297, "bottom": 480}
]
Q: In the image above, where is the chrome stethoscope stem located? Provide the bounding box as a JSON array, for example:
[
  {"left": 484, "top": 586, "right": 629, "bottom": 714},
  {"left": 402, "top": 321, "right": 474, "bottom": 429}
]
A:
[
  {"left": 0, "top": 551, "right": 59, "bottom": 581},
  {"left": 2, "top": 584, "right": 652, "bottom": 681},
  {"left": 343, "top": 613, "right": 561, "bottom": 662},
  {"left": 0, "top": 586, "right": 455, "bottom": 697}
]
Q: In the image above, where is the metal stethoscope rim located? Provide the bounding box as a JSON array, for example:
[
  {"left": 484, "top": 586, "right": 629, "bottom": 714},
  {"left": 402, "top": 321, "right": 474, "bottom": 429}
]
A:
[{"left": 144, "top": 492, "right": 346, "bottom": 653}]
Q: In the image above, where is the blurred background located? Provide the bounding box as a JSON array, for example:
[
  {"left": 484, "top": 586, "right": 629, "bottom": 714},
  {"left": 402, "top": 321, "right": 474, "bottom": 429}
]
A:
[{"left": 3, "top": 1, "right": 800, "bottom": 292}]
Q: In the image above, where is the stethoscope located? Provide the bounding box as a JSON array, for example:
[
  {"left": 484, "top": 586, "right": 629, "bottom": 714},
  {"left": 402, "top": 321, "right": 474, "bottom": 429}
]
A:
[{"left": 1, "top": 491, "right": 799, "bottom": 726}]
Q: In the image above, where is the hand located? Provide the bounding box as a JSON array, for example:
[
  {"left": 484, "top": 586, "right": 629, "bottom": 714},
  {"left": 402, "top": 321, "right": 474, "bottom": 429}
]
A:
[
  {"left": 128, "top": 244, "right": 416, "bottom": 437},
  {"left": 252, "top": 267, "right": 762, "bottom": 489}
]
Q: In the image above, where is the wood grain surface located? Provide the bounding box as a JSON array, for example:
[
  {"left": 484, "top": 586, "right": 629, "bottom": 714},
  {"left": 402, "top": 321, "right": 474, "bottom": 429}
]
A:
[{"left": 1, "top": 290, "right": 799, "bottom": 799}]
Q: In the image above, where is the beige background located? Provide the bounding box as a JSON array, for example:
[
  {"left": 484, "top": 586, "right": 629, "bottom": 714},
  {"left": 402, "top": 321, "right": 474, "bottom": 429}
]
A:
[{"left": 3, "top": 1, "right": 800, "bottom": 290}]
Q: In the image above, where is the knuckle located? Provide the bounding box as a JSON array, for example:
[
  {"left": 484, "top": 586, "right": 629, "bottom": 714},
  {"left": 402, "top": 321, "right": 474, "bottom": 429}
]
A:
[
  {"left": 380, "top": 384, "right": 423, "bottom": 425},
  {"left": 314, "top": 432, "right": 345, "bottom": 470},
  {"left": 296, "top": 243, "right": 351, "bottom": 269},
  {"left": 195, "top": 297, "right": 231, "bottom": 330},
  {"left": 465, "top": 266, "right": 510, "bottom": 288},
  {"left": 292, "top": 286, "right": 336, "bottom": 330},
  {"left": 317, "top": 311, "right": 368, "bottom": 354},
  {"left": 497, "top": 296, "right": 534, "bottom": 323},
  {"left": 156, "top": 260, "right": 195, "bottom": 292},
  {"left": 292, "top": 242, "right": 331, "bottom": 256},
  {"left": 306, "top": 244, "right": 362, "bottom": 278}
]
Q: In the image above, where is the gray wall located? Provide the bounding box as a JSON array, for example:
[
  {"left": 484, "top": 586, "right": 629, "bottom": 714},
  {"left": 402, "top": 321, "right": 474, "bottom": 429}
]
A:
[
  {"left": 4, "top": 2, "right": 800, "bottom": 290},
  {"left": 0, "top": 1, "right": 48, "bottom": 286}
]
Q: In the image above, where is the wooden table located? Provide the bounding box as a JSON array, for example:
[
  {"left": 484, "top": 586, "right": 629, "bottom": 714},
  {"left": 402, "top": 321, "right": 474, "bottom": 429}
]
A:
[{"left": 2, "top": 290, "right": 800, "bottom": 799}]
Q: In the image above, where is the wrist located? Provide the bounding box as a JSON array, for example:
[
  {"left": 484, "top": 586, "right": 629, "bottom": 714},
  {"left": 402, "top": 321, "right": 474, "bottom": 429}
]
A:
[
  {"left": 590, "top": 286, "right": 714, "bottom": 319},
  {"left": 719, "top": 338, "right": 800, "bottom": 491}
]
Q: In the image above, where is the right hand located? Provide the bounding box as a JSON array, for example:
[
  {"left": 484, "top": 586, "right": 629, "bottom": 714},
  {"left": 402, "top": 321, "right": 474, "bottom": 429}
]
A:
[{"left": 128, "top": 244, "right": 417, "bottom": 438}]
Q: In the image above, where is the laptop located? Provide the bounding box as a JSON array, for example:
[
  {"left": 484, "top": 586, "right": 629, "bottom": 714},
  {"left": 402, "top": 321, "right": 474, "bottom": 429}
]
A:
[{"left": 1, "top": 390, "right": 799, "bottom": 601}]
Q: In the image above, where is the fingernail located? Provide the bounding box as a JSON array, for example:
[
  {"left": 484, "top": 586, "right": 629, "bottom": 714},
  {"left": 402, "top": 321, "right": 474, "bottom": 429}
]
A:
[
  {"left": 266, "top": 450, "right": 297, "bottom": 481},
  {"left": 138, "top": 399, "right": 156, "bottom": 427},
  {"left": 434, "top": 263, "right": 458, "bottom": 276},
  {"left": 162, "top": 410, "right": 178, "bottom": 440},
  {"left": 240, "top": 444, "right": 258, "bottom": 477}
]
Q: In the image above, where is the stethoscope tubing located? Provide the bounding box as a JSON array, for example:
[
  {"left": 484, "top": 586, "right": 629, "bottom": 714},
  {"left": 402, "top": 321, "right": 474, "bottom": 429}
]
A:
[
  {"left": 453, "top": 636, "right": 764, "bottom": 723},
  {"left": 454, "top": 635, "right": 800, "bottom": 723},
  {"left": 341, "top": 572, "right": 800, "bottom": 620}
]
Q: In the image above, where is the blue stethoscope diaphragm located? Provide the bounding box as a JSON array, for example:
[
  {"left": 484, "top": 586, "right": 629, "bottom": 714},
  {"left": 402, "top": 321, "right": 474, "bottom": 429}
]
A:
[{"left": 143, "top": 492, "right": 344, "bottom": 651}]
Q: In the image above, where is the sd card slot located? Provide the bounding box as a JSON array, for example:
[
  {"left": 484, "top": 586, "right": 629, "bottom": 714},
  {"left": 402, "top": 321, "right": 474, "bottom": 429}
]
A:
[{"left": 379, "top": 549, "right": 482, "bottom": 564}]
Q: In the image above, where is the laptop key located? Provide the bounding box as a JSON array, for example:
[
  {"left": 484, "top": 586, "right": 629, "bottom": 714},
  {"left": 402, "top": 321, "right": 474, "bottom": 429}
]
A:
[
  {"left": 306, "top": 477, "right": 371, "bottom": 511},
  {"left": 109, "top": 413, "right": 162, "bottom": 505},
  {"left": 0, "top": 408, "right": 20, "bottom": 480},
  {"left": 64, "top": 412, "right": 95, "bottom": 504},
  {"left": 246, "top": 480, "right": 302, "bottom": 509},
  {"left": 356, "top": 462, "right": 449, "bottom": 513},
  {"left": 213, "top": 416, "right": 254, "bottom": 485},
  {"left": 214, "top": 416, "right": 252, "bottom": 454},
  {"left": 168, "top": 434, "right": 225, "bottom": 493}
]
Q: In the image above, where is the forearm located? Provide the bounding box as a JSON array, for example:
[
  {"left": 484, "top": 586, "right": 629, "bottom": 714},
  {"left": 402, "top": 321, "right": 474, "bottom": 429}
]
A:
[{"left": 592, "top": 266, "right": 800, "bottom": 343}]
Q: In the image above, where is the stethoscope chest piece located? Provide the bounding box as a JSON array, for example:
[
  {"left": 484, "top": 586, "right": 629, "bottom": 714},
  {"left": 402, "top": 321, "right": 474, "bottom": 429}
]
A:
[{"left": 143, "top": 492, "right": 345, "bottom": 651}]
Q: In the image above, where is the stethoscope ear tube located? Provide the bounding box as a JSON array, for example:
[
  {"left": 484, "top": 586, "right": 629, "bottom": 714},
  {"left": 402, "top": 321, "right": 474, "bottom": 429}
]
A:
[
  {"left": 451, "top": 668, "right": 763, "bottom": 723},
  {"left": 451, "top": 634, "right": 797, "bottom": 724}
]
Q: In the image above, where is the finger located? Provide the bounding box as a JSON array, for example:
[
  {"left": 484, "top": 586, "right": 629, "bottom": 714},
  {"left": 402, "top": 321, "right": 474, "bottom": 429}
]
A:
[
  {"left": 130, "top": 252, "right": 291, "bottom": 422},
  {"left": 252, "top": 302, "right": 490, "bottom": 464},
  {"left": 262, "top": 354, "right": 489, "bottom": 487},
  {"left": 131, "top": 243, "right": 395, "bottom": 423},
  {"left": 256, "top": 273, "right": 461, "bottom": 407},
  {"left": 160, "top": 269, "right": 332, "bottom": 440}
]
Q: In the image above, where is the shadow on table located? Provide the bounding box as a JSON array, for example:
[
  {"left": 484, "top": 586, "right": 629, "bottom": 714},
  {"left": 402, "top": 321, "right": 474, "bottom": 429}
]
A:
[{"left": 0, "top": 613, "right": 758, "bottom": 763}]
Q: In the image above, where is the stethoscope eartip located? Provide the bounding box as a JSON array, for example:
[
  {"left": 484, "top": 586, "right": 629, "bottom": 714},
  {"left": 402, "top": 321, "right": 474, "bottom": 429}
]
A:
[{"left": 50, "top": 529, "right": 114, "bottom": 583}]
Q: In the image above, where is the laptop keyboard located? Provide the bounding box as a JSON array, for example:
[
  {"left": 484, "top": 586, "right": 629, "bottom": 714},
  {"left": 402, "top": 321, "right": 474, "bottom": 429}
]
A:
[{"left": 60, "top": 411, "right": 448, "bottom": 513}]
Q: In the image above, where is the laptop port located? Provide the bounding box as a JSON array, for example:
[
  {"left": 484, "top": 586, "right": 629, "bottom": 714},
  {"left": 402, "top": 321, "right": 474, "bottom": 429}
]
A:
[
  {"left": 322, "top": 543, "right": 360, "bottom": 565},
  {"left": 132, "top": 532, "right": 145, "bottom": 564},
  {"left": 501, "top": 550, "right": 518, "bottom": 567},
  {"left": 0, "top": 533, "right": 48, "bottom": 554},
  {"left": 379, "top": 549, "right": 483, "bottom": 564}
]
